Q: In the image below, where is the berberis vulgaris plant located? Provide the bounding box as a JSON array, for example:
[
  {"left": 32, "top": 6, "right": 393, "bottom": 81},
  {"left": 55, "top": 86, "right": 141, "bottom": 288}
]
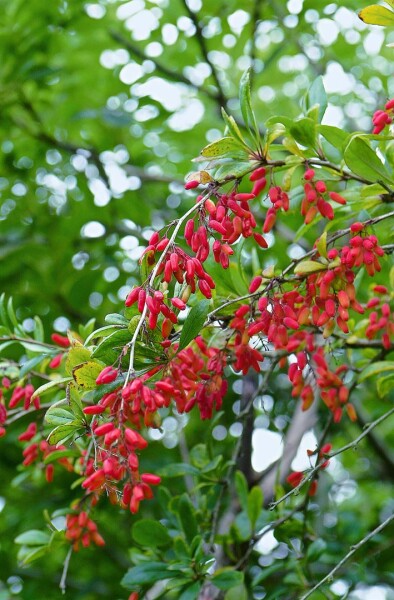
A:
[{"left": 0, "top": 71, "right": 393, "bottom": 599}]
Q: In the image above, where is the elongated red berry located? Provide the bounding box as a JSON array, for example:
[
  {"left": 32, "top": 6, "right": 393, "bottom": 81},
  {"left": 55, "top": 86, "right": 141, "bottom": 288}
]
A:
[
  {"left": 185, "top": 180, "right": 199, "bottom": 190},
  {"left": 51, "top": 333, "right": 70, "bottom": 348},
  {"left": 96, "top": 366, "right": 118, "bottom": 385},
  {"left": 249, "top": 276, "right": 263, "bottom": 294},
  {"left": 234, "top": 192, "right": 256, "bottom": 202}
]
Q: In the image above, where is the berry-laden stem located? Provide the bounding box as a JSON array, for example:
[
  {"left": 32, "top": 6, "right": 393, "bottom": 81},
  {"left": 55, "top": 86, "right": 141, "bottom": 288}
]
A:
[{"left": 124, "top": 190, "right": 213, "bottom": 386}]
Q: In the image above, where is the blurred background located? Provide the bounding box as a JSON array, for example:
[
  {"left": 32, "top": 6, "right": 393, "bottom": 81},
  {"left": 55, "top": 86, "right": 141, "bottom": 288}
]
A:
[{"left": 0, "top": 1, "right": 393, "bottom": 598}]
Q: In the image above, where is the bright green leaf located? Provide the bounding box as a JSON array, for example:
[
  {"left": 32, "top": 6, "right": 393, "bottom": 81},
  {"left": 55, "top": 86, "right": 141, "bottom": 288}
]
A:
[
  {"left": 15, "top": 530, "right": 50, "bottom": 546},
  {"left": 359, "top": 361, "right": 394, "bottom": 382},
  {"left": 178, "top": 300, "right": 210, "bottom": 351},
  {"left": 132, "top": 520, "right": 172, "bottom": 547},
  {"left": 212, "top": 568, "right": 244, "bottom": 590},
  {"left": 247, "top": 486, "right": 263, "bottom": 530},
  {"left": 121, "top": 562, "right": 175, "bottom": 589},
  {"left": 344, "top": 135, "right": 393, "bottom": 184}
]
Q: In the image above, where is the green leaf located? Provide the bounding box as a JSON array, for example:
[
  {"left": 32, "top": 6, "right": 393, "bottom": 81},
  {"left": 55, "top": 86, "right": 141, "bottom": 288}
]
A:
[
  {"left": 121, "top": 562, "right": 175, "bottom": 589},
  {"left": 15, "top": 530, "right": 50, "bottom": 546},
  {"left": 212, "top": 568, "right": 244, "bottom": 590},
  {"left": 84, "top": 324, "right": 123, "bottom": 346},
  {"left": 17, "top": 545, "right": 49, "bottom": 566},
  {"left": 158, "top": 463, "right": 200, "bottom": 477},
  {"left": 20, "top": 354, "right": 47, "bottom": 377},
  {"left": 91, "top": 329, "right": 131, "bottom": 364},
  {"left": 65, "top": 345, "right": 92, "bottom": 375},
  {"left": 45, "top": 406, "right": 76, "bottom": 426},
  {"left": 104, "top": 313, "right": 129, "bottom": 326},
  {"left": 318, "top": 125, "right": 349, "bottom": 150},
  {"left": 235, "top": 471, "right": 249, "bottom": 512},
  {"left": 290, "top": 117, "right": 317, "bottom": 149},
  {"left": 225, "top": 583, "right": 248, "bottom": 600},
  {"left": 32, "top": 377, "right": 72, "bottom": 399},
  {"left": 72, "top": 360, "right": 103, "bottom": 389},
  {"left": 344, "top": 135, "right": 392, "bottom": 184},
  {"left": 201, "top": 137, "right": 245, "bottom": 158},
  {"left": 178, "top": 494, "right": 198, "bottom": 542},
  {"left": 67, "top": 383, "right": 84, "bottom": 420},
  {"left": 179, "top": 582, "right": 201, "bottom": 600},
  {"left": 359, "top": 4, "right": 394, "bottom": 26},
  {"left": 239, "top": 68, "right": 260, "bottom": 144},
  {"left": 132, "top": 520, "right": 172, "bottom": 547},
  {"left": 221, "top": 108, "right": 249, "bottom": 147},
  {"left": 247, "top": 486, "right": 263, "bottom": 530},
  {"left": 358, "top": 361, "right": 394, "bottom": 382},
  {"left": 377, "top": 374, "right": 394, "bottom": 398},
  {"left": 304, "top": 77, "right": 327, "bottom": 123},
  {"left": 178, "top": 300, "right": 210, "bottom": 351},
  {"left": 47, "top": 423, "right": 80, "bottom": 446},
  {"left": 294, "top": 260, "right": 327, "bottom": 275},
  {"left": 306, "top": 538, "right": 327, "bottom": 560},
  {"left": 214, "top": 160, "right": 253, "bottom": 181},
  {"left": 43, "top": 449, "right": 79, "bottom": 464}
]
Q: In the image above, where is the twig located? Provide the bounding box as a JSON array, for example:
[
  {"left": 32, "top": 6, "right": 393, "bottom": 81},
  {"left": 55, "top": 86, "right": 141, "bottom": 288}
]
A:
[
  {"left": 59, "top": 546, "right": 73, "bottom": 594},
  {"left": 124, "top": 191, "right": 212, "bottom": 385},
  {"left": 299, "top": 512, "right": 394, "bottom": 600},
  {"left": 180, "top": 0, "right": 228, "bottom": 110},
  {"left": 269, "top": 405, "right": 394, "bottom": 509}
]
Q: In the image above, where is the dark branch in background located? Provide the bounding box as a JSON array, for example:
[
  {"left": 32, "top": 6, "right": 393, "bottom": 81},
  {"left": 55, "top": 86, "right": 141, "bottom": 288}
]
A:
[
  {"left": 267, "top": 0, "right": 324, "bottom": 77},
  {"left": 259, "top": 399, "right": 318, "bottom": 505},
  {"left": 180, "top": 0, "right": 229, "bottom": 110},
  {"left": 236, "top": 373, "right": 259, "bottom": 483},
  {"left": 13, "top": 95, "right": 181, "bottom": 186},
  {"left": 249, "top": 0, "right": 262, "bottom": 83},
  {"left": 109, "top": 30, "right": 220, "bottom": 103}
]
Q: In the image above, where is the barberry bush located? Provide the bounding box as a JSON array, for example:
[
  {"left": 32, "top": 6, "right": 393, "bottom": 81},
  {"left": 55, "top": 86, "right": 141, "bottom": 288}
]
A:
[{"left": 0, "top": 2, "right": 394, "bottom": 600}]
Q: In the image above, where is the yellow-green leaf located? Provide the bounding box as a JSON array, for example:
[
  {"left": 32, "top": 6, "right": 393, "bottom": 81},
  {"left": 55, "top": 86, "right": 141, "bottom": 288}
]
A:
[
  {"left": 72, "top": 361, "right": 103, "bottom": 389},
  {"left": 185, "top": 170, "right": 213, "bottom": 184},
  {"left": 294, "top": 260, "right": 327, "bottom": 275},
  {"left": 65, "top": 346, "right": 92, "bottom": 375},
  {"left": 316, "top": 231, "right": 328, "bottom": 259},
  {"left": 201, "top": 137, "right": 245, "bottom": 158},
  {"left": 359, "top": 4, "right": 394, "bottom": 26}
]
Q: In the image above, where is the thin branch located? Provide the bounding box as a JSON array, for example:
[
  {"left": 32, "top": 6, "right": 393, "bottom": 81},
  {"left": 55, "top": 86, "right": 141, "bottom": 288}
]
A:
[
  {"left": 59, "top": 546, "right": 73, "bottom": 594},
  {"left": 299, "top": 512, "right": 394, "bottom": 600},
  {"left": 269, "top": 405, "right": 394, "bottom": 509},
  {"left": 180, "top": 1, "right": 228, "bottom": 110},
  {"left": 124, "top": 191, "right": 212, "bottom": 385},
  {"left": 0, "top": 336, "right": 56, "bottom": 350},
  {"left": 249, "top": 0, "right": 262, "bottom": 80}
]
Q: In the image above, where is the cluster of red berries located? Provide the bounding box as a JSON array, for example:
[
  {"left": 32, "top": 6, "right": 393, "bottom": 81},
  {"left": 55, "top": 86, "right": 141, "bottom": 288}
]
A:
[
  {"left": 0, "top": 378, "right": 41, "bottom": 438},
  {"left": 65, "top": 512, "right": 105, "bottom": 551},
  {"left": 287, "top": 443, "right": 332, "bottom": 497},
  {"left": 263, "top": 185, "right": 289, "bottom": 233},
  {"left": 301, "top": 168, "right": 346, "bottom": 224},
  {"left": 372, "top": 98, "right": 394, "bottom": 134},
  {"left": 21, "top": 439, "right": 74, "bottom": 482},
  {"left": 365, "top": 285, "right": 393, "bottom": 350}
]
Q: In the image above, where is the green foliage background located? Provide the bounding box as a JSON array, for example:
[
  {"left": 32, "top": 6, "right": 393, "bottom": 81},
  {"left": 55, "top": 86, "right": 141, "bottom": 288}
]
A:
[{"left": 0, "top": 0, "right": 393, "bottom": 598}]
